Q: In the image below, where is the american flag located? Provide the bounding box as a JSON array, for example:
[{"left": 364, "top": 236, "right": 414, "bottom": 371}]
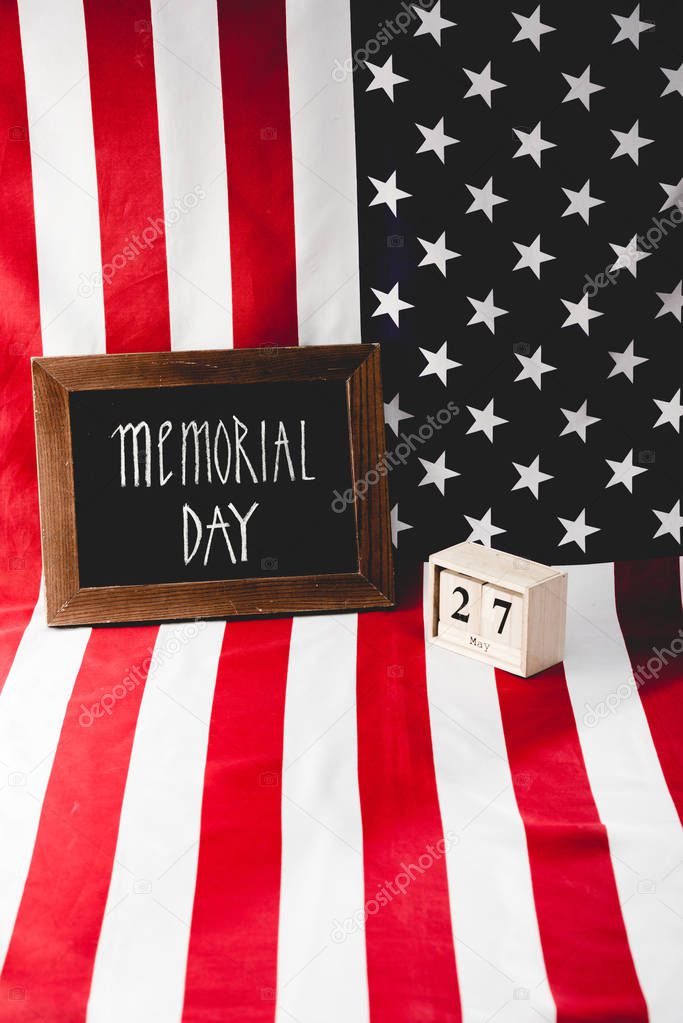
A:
[{"left": 0, "top": 1, "right": 682, "bottom": 1021}]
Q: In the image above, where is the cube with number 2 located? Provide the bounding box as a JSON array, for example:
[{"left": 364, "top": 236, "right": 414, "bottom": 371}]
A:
[{"left": 438, "top": 572, "right": 483, "bottom": 640}]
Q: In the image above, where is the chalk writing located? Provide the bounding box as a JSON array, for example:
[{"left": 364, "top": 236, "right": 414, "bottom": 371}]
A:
[{"left": 111, "top": 416, "right": 316, "bottom": 568}]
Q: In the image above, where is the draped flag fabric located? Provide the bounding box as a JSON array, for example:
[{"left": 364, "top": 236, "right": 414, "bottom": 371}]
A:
[{"left": 0, "top": 1, "right": 682, "bottom": 1021}]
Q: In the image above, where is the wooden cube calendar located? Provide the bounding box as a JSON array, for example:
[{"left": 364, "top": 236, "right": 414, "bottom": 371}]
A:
[{"left": 427, "top": 543, "right": 567, "bottom": 677}]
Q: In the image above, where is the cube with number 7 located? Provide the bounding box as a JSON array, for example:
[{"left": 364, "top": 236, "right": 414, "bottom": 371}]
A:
[
  {"left": 427, "top": 542, "right": 567, "bottom": 678},
  {"left": 481, "top": 585, "right": 522, "bottom": 649}
]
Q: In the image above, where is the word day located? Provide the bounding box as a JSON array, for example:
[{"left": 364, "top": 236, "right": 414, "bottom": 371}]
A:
[{"left": 110, "top": 415, "right": 317, "bottom": 567}]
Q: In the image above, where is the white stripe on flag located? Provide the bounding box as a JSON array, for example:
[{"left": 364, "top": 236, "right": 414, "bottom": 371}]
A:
[
  {"left": 0, "top": 4, "right": 102, "bottom": 971},
  {"left": 87, "top": 621, "right": 224, "bottom": 1023},
  {"left": 562, "top": 562, "right": 683, "bottom": 1023},
  {"left": 276, "top": 615, "right": 369, "bottom": 1023},
  {"left": 0, "top": 594, "right": 90, "bottom": 968},
  {"left": 424, "top": 576, "right": 556, "bottom": 1023},
  {"left": 286, "top": 0, "right": 361, "bottom": 344},
  {"left": 17, "top": 0, "right": 105, "bottom": 356},
  {"left": 151, "top": 0, "right": 233, "bottom": 350}
]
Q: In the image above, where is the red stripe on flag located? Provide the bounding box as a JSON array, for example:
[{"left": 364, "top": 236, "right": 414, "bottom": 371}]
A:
[
  {"left": 182, "top": 618, "right": 291, "bottom": 1022},
  {"left": 495, "top": 663, "right": 647, "bottom": 1023},
  {"left": 0, "top": 628, "right": 157, "bottom": 1020},
  {"left": 356, "top": 566, "right": 461, "bottom": 1023},
  {"left": 0, "top": 1, "right": 42, "bottom": 690},
  {"left": 615, "top": 557, "right": 683, "bottom": 822},
  {"left": 215, "top": 0, "right": 298, "bottom": 347},
  {"left": 0, "top": 9, "right": 172, "bottom": 1014},
  {"left": 83, "top": 0, "right": 170, "bottom": 352}
]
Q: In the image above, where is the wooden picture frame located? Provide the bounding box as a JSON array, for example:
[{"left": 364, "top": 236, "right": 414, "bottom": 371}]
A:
[{"left": 32, "top": 344, "right": 395, "bottom": 626}]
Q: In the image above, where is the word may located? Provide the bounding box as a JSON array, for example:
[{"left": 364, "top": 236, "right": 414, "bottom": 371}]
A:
[
  {"left": 111, "top": 416, "right": 316, "bottom": 488},
  {"left": 469, "top": 635, "right": 490, "bottom": 654}
]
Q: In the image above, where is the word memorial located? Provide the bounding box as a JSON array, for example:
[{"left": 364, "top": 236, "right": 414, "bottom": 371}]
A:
[
  {"left": 427, "top": 542, "right": 567, "bottom": 678},
  {"left": 32, "top": 345, "right": 394, "bottom": 626}
]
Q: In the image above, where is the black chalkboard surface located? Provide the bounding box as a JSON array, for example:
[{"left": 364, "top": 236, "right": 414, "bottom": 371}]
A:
[
  {"left": 32, "top": 345, "right": 394, "bottom": 625},
  {"left": 70, "top": 380, "right": 358, "bottom": 587}
]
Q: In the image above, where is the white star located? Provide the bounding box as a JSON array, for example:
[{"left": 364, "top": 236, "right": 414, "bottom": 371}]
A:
[
  {"left": 413, "top": 1, "right": 456, "bottom": 45},
  {"left": 384, "top": 394, "right": 413, "bottom": 437},
  {"left": 659, "top": 177, "right": 683, "bottom": 212},
  {"left": 612, "top": 4, "right": 652, "bottom": 48},
  {"left": 513, "top": 123, "right": 556, "bottom": 166},
  {"left": 419, "top": 341, "right": 461, "bottom": 386},
  {"left": 513, "top": 234, "right": 555, "bottom": 278},
  {"left": 467, "top": 290, "right": 508, "bottom": 333},
  {"left": 463, "top": 62, "right": 507, "bottom": 107},
  {"left": 605, "top": 450, "right": 648, "bottom": 492},
  {"left": 512, "top": 6, "right": 555, "bottom": 50},
  {"left": 653, "top": 389, "right": 682, "bottom": 432},
  {"left": 562, "top": 65, "right": 604, "bottom": 109},
  {"left": 656, "top": 281, "right": 683, "bottom": 321},
  {"left": 391, "top": 504, "right": 412, "bottom": 547},
  {"left": 512, "top": 456, "right": 553, "bottom": 498},
  {"left": 609, "top": 235, "right": 650, "bottom": 277},
  {"left": 558, "top": 509, "right": 600, "bottom": 552},
  {"left": 653, "top": 501, "right": 683, "bottom": 543},
  {"left": 418, "top": 232, "right": 459, "bottom": 276},
  {"left": 562, "top": 180, "right": 605, "bottom": 224},
  {"left": 611, "top": 120, "right": 654, "bottom": 164},
  {"left": 464, "top": 508, "right": 506, "bottom": 546},
  {"left": 661, "top": 62, "right": 683, "bottom": 98},
  {"left": 418, "top": 452, "right": 459, "bottom": 495},
  {"left": 515, "top": 346, "right": 556, "bottom": 389},
  {"left": 371, "top": 283, "right": 413, "bottom": 326},
  {"left": 560, "top": 400, "right": 601, "bottom": 442},
  {"left": 561, "top": 293, "right": 603, "bottom": 335},
  {"left": 466, "top": 399, "right": 508, "bottom": 442},
  {"left": 368, "top": 171, "right": 411, "bottom": 215},
  {"left": 365, "top": 56, "right": 408, "bottom": 101},
  {"left": 416, "top": 118, "right": 458, "bottom": 163},
  {"left": 466, "top": 177, "right": 507, "bottom": 221},
  {"left": 608, "top": 340, "right": 648, "bottom": 382}
]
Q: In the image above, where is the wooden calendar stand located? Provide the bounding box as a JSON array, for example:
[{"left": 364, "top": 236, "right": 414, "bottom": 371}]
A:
[{"left": 427, "top": 542, "right": 567, "bottom": 678}]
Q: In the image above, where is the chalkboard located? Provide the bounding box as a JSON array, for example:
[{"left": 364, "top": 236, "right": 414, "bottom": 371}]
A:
[
  {"left": 32, "top": 345, "right": 394, "bottom": 625},
  {"left": 70, "top": 380, "right": 358, "bottom": 586}
]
